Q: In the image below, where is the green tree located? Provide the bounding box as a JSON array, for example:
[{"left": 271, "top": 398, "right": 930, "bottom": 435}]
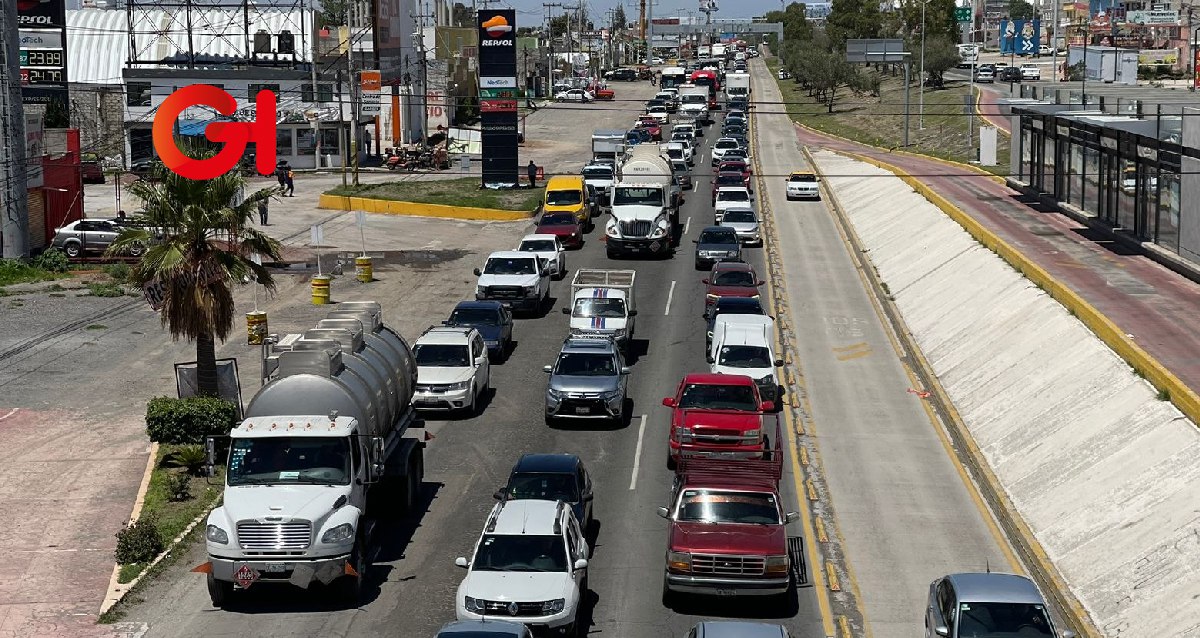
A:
[
  {"left": 826, "top": 0, "right": 882, "bottom": 49},
  {"left": 316, "top": 0, "right": 347, "bottom": 27},
  {"left": 892, "top": 0, "right": 962, "bottom": 41},
  {"left": 614, "top": 4, "right": 628, "bottom": 30},
  {"left": 1008, "top": 0, "right": 1035, "bottom": 20},
  {"left": 921, "top": 35, "right": 961, "bottom": 87},
  {"left": 107, "top": 153, "right": 282, "bottom": 397}
]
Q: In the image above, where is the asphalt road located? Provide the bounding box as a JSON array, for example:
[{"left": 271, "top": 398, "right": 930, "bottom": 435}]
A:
[{"left": 118, "top": 78, "right": 825, "bottom": 638}]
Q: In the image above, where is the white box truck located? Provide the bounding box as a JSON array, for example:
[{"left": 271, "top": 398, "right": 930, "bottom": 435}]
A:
[
  {"left": 562, "top": 269, "right": 638, "bottom": 347},
  {"left": 591, "top": 129, "right": 627, "bottom": 163}
]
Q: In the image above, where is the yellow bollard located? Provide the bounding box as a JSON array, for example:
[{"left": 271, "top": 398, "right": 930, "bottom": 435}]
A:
[
  {"left": 355, "top": 256, "right": 373, "bottom": 283},
  {"left": 311, "top": 275, "right": 332, "bottom": 305},
  {"left": 246, "top": 311, "right": 268, "bottom": 345}
]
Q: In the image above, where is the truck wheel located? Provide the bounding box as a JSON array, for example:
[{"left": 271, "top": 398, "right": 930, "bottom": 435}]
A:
[
  {"left": 661, "top": 577, "right": 677, "bottom": 609},
  {"left": 338, "top": 546, "right": 366, "bottom": 604},
  {"left": 404, "top": 464, "right": 420, "bottom": 516},
  {"left": 207, "top": 572, "right": 233, "bottom": 608}
]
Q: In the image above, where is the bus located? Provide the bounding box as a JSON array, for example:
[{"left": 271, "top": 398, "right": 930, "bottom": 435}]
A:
[
  {"left": 661, "top": 67, "right": 688, "bottom": 89},
  {"left": 689, "top": 69, "right": 721, "bottom": 110}
]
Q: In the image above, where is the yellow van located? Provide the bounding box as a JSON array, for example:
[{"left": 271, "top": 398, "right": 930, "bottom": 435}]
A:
[{"left": 542, "top": 175, "right": 591, "bottom": 228}]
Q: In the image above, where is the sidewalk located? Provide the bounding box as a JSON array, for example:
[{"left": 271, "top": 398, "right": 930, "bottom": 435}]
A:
[{"left": 793, "top": 123, "right": 1200, "bottom": 404}]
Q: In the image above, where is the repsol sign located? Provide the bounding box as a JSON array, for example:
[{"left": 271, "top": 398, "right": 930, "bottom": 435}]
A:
[
  {"left": 480, "top": 38, "right": 513, "bottom": 47},
  {"left": 18, "top": 15, "right": 54, "bottom": 25}
]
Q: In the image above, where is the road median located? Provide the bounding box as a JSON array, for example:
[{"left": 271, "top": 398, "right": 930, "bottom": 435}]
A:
[{"left": 321, "top": 176, "right": 542, "bottom": 221}]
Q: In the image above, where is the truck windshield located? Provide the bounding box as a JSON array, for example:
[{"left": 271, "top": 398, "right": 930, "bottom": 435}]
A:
[
  {"left": 555, "top": 352, "right": 616, "bottom": 376},
  {"left": 583, "top": 167, "right": 613, "bottom": 179},
  {"left": 484, "top": 257, "right": 537, "bottom": 275},
  {"left": 718, "top": 345, "right": 772, "bottom": 368},
  {"left": 227, "top": 437, "right": 351, "bottom": 486},
  {"left": 413, "top": 343, "right": 470, "bottom": 366},
  {"left": 505, "top": 472, "right": 580, "bottom": 502},
  {"left": 677, "top": 490, "right": 780, "bottom": 524},
  {"left": 546, "top": 190, "right": 582, "bottom": 206},
  {"left": 679, "top": 383, "right": 758, "bottom": 411},
  {"left": 682, "top": 95, "right": 706, "bottom": 104},
  {"left": 449, "top": 308, "right": 501, "bottom": 325},
  {"left": 956, "top": 602, "right": 1053, "bottom": 637},
  {"left": 613, "top": 188, "right": 663, "bottom": 206},
  {"left": 473, "top": 534, "right": 568, "bottom": 572},
  {"left": 573, "top": 297, "right": 626, "bottom": 318}
]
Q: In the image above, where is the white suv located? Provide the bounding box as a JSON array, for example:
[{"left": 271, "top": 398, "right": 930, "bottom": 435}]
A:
[
  {"left": 455, "top": 499, "right": 590, "bottom": 636},
  {"left": 412, "top": 326, "right": 491, "bottom": 415}
]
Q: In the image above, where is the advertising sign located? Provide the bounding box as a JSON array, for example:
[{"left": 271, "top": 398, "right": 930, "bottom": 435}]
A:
[
  {"left": 1138, "top": 48, "right": 1178, "bottom": 66},
  {"left": 1127, "top": 10, "right": 1179, "bottom": 24},
  {"left": 478, "top": 9, "right": 519, "bottom": 185},
  {"left": 19, "top": 30, "right": 62, "bottom": 49},
  {"left": 18, "top": 0, "right": 69, "bottom": 126},
  {"left": 374, "top": 0, "right": 408, "bottom": 85},
  {"left": 16, "top": 0, "right": 66, "bottom": 27},
  {"left": 999, "top": 19, "right": 1040, "bottom": 55},
  {"left": 360, "top": 70, "right": 381, "bottom": 114}
]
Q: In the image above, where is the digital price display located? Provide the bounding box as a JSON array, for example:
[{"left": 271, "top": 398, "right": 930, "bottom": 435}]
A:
[
  {"left": 20, "top": 49, "right": 64, "bottom": 67},
  {"left": 22, "top": 68, "right": 65, "bottom": 84}
]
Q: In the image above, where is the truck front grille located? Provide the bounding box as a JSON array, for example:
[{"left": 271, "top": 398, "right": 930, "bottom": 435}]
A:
[
  {"left": 692, "top": 553, "right": 766, "bottom": 576},
  {"left": 237, "top": 521, "right": 312, "bottom": 551},
  {"left": 477, "top": 599, "right": 551, "bottom": 616},
  {"left": 620, "top": 220, "right": 652, "bottom": 237},
  {"left": 486, "top": 286, "right": 524, "bottom": 299},
  {"left": 691, "top": 428, "right": 745, "bottom": 442}
]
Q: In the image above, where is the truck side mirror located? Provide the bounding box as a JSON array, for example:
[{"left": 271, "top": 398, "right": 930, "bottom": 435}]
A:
[
  {"left": 761, "top": 400, "right": 775, "bottom": 412},
  {"left": 473, "top": 267, "right": 482, "bottom": 276},
  {"left": 785, "top": 512, "right": 799, "bottom": 524},
  {"left": 455, "top": 557, "right": 469, "bottom": 568},
  {"left": 628, "top": 310, "right": 637, "bottom": 316},
  {"left": 656, "top": 506, "right": 669, "bottom": 518},
  {"left": 662, "top": 397, "right": 676, "bottom": 407},
  {"left": 493, "top": 487, "right": 507, "bottom": 500},
  {"left": 562, "top": 307, "right": 570, "bottom": 314},
  {"left": 573, "top": 558, "right": 589, "bottom": 571},
  {"left": 204, "top": 436, "right": 217, "bottom": 480}
]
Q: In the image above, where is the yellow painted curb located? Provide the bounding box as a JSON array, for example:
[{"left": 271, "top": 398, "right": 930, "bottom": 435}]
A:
[
  {"left": 974, "top": 84, "right": 1013, "bottom": 138},
  {"left": 318, "top": 193, "right": 535, "bottom": 221},
  {"left": 839, "top": 148, "right": 1200, "bottom": 429}
]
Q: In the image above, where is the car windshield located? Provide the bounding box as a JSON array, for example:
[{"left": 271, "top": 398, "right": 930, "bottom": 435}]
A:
[
  {"left": 572, "top": 297, "right": 627, "bottom": 318},
  {"left": 682, "top": 95, "right": 706, "bottom": 103},
  {"left": 716, "top": 175, "right": 744, "bottom": 186},
  {"left": 700, "top": 231, "right": 738, "bottom": 245},
  {"left": 717, "top": 191, "right": 749, "bottom": 202},
  {"left": 720, "top": 163, "right": 747, "bottom": 173},
  {"left": 956, "top": 602, "right": 1054, "bottom": 637},
  {"left": 713, "top": 269, "right": 756, "bottom": 286},
  {"left": 718, "top": 345, "right": 772, "bottom": 368},
  {"left": 582, "top": 167, "right": 612, "bottom": 178},
  {"left": 449, "top": 308, "right": 501, "bottom": 326},
  {"left": 227, "top": 437, "right": 351, "bottom": 486},
  {"left": 472, "top": 534, "right": 568, "bottom": 572},
  {"left": 546, "top": 189, "right": 582, "bottom": 206},
  {"left": 483, "top": 257, "right": 537, "bottom": 275},
  {"left": 678, "top": 383, "right": 758, "bottom": 410},
  {"left": 716, "top": 140, "right": 738, "bottom": 149},
  {"left": 613, "top": 187, "right": 663, "bottom": 206},
  {"left": 506, "top": 472, "right": 580, "bottom": 502},
  {"left": 725, "top": 149, "right": 748, "bottom": 158},
  {"left": 715, "top": 300, "right": 764, "bottom": 317},
  {"left": 539, "top": 214, "right": 577, "bottom": 227},
  {"left": 414, "top": 343, "right": 471, "bottom": 366},
  {"left": 790, "top": 174, "right": 816, "bottom": 182},
  {"left": 677, "top": 490, "right": 780, "bottom": 524},
  {"left": 722, "top": 210, "right": 756, "bottom": 224},
  {"left": 555, "top": 352, "right": 616, "bottom": 376},
  {"left": 520, "top": 240, "right": 558, "bottom": 253},
  {"left": 673, "top": 162, "right": 688, "bottom": 173}
]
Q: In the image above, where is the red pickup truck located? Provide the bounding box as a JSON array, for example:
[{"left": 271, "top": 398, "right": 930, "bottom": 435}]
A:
[
  {"left": 657, "top": 450, "right": 798, "bottom": 606},
  {"left": 662, "top": 373, "right": 776, "bottom": 468}
]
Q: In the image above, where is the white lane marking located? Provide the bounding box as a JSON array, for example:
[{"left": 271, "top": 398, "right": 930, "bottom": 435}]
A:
[
  {"left": 0, "top": 408, "right": 19, "bottom": 421},
  {"left": 664, "top": 280, "right": 677, "bottom": 315},
  {"left": 629, "top": 414, "right": 648, "bottom": 490},
  {"left": 684, "top": 216, "right": 691, "bottom": 235}
]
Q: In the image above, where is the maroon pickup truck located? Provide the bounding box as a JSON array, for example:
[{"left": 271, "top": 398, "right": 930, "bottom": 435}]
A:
[
  {"left": 662, "top": 373, "right": 776, "bottom": 469},
  {"left": 657, "top": 441, "right": 798, "bottom": 606}
]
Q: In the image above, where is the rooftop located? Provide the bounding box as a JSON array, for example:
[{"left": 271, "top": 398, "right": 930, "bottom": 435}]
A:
[
  {"left": 946, "top": 572, "right": 1045, "bottom": 605},
  {"left": 513, "top": 453, "right": 582, "bottom": 474},
  {"left": 489, "top": 499, "right": 563, "bottom": 536}
]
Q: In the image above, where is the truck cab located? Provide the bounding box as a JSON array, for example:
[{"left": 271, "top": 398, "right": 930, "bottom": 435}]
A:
[
  {"left": 709, "top": 314, "right": 784, "bottom": 403},
  {"left": 662, "top": 374, "right": 778, "bottom": 467},
  {"left": 607, "top": 147, "right": 678, "bottom": 258},
  {"left": 563, "top": 269, "right": 638, "bottom": 347},
  {"left": 657, "top": 455, "right": 798, "bottom": 604}
]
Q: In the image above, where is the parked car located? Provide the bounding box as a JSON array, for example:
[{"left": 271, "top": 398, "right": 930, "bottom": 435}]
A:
[
  {"left": 495, "top": 453, "right": 595, "bottom": 532},
  {"left": 694, "top": 225, "right": 743, "bottom": 270},
  {"left": 51, "top": 219, "right": 145, "bottom": 259},
  {"left": 412, "top": 325, "right": 491, "bottom": 415},
  {"left": 543, "top": 336, "right": 630, "bottom": 425},
  {"left": 555, "top": 88, "right": 594, "bottom": 103},
  {"left": 536, "top": 212, "right": 585, "bottom": 249},
  {"left": 442, "top": 300, "right": 514, "bottom": 361},
  {"left": 925, "top": 572, "right": 1075, "bottom": 638},
  {"left": 79, "top": 152, "right": 105, "bottom": 184}
]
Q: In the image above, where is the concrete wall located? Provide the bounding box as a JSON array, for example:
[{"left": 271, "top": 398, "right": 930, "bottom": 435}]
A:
[{"left": 809, "top": 149, "right": 1200, "bottom": 637}]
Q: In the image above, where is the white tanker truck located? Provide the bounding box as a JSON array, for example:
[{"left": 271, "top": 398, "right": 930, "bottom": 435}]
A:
[{"left": 197, "top": 300, "right": 425, "bottom": 606}]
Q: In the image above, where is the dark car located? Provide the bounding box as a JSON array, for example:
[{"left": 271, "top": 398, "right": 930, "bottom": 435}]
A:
[
  {"left": 722, "top": 124, "right": 747, "bottom": 137},
  {"left": 536, "top": 211, "right": 584, "bottom": 248},
  {"left": 443, "top": 300, "right": 514, "bottom": 360},
  {"left": 705, "top": 295, "right": 766, "bottom": 349},
  {"left": 627, "top": 128, "right": 652, "bottom": 145},
  {"left": 671, "top": 159, "right": 692, "bottom": 190},
  {"left": 693, "top": 225, "right": 742, "bottom": 270},
  {"left": 712, "top": 172, "right": 749, "bottom": 204},
  {"left": 998, "top": 66, "right": 1023, "bottom": 82},
  {"left": 495, "top": 453, "right": 594, "bottom": 532},
  {"left": 79, "top": 152, "right": 105, "bottom": 184},
  {"left": 129, "top": 158, "right": 163, "bottom": 180},
  {"left": 610, "top": 68, "right": 638, "bottom": 81},
  {"left": 703, "top": 261, "right": 763, "bottom": 312}
]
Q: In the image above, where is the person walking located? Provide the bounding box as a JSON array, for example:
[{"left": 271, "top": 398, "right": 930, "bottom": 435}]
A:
[
  {"left": 257, "top": 199, "right": 269, "bottom": 225},
  {"left": 275, "top": 161, "right": 288, "bottom": 189},
  {"left": 526, "top": 160, "right": 538, "bottom": 188},
  {"left": 285, "top": 168, "right": 295, "bottom": 197}
]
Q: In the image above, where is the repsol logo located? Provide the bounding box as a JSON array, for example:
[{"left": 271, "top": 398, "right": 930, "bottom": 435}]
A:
[
  {"left": 480, "top": 39, "right": 513, "bottom": 47},
  {"left": 18, "top": 15, "right": 53, "bottom": 25}
]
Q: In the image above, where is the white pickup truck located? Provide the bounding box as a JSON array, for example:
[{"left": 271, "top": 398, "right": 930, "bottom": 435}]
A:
[{"left": 562, "top": 269, "right": 637, "bottom": 348}]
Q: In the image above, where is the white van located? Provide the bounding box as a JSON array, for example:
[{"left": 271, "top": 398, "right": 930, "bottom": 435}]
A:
[{"left": 708, "top": 314, "right": 783, "bottom": 403}]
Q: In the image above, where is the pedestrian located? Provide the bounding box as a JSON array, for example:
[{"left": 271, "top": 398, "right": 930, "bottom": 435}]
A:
[
  {"left": 527, "top": 160, "right": 538, "bottom": 188},
  {"left": 364, "top": 129, "right": 373, "bottom": 156},
  {"left": 285, "top": 168, "right": 295, "bottom": 197},
  {"left": 275, "top": 161, "right": 288, "bottom": 189},
  {"left": 258, "top": 199, "right": 269, "bottom": 225}
]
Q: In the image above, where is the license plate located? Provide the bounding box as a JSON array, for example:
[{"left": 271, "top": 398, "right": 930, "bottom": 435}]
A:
[
  {"left": 574, "top": 407, "right": 590, "bottom": 414},
  {"left": 263, "top": 563, "right": 287, "bottom": 573},
  {"left": 649, "top": 241, "right": 661, "bottom": 252},
  {"left": 418, "top": 398, "right": 440, "bottom": 405},
  {"left": 715, "top": 588, "right": 736, "bottom": 596}
]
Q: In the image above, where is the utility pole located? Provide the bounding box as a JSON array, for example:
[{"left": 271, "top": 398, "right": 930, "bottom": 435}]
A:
[
  {"left": 639, "top": 0, "right": 646, "bottom": 62},
  {"left": 346, "top": 0, "right": 359, "bottom": 186},
  {"left": 1, "top": 0, "right": 29, "bottom": 259},
  {"left": 919, "top": 0, "right": 927, "bottom": 129},
  {"left": 545, "top": 3, "right": 562, "bottom": 89},
  {"left": 310, "top": 0, "right": 321, "bottom": 169}
]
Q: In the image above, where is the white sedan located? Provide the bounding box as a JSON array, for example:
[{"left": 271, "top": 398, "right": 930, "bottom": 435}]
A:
[
  {"left": 516, "top": 234, "right": 567, "bottom": 280},
  {"left": 555, "top": 89, "right": 594, "bottom": 103}
]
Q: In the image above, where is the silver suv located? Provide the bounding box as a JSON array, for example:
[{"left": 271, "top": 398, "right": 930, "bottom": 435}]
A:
[{"left": 543, "top": 337, "right": 630, "bottom": 425}]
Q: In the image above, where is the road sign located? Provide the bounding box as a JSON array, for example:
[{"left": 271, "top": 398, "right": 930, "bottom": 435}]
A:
[
  {"left": 233, "top": 564, "right": 258, "bottom": 588},
  {"left": 955, "top": 7, "right": 972, "bottom": 22}
]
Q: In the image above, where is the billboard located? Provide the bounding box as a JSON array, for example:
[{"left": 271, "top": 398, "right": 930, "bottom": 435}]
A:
[
  {"left": 478, "top": 10, "right": 519, "bottom": 186},
  {"left": 18, "top": 0, "right": 69, "bottom": 127},
  {"left": 999, "top": 19, "right": 1040, "bottom": 55}
]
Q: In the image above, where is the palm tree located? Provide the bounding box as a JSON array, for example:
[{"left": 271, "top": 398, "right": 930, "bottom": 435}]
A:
[{"left": 106, "top": 158, "right": 283, "bottom": 397}]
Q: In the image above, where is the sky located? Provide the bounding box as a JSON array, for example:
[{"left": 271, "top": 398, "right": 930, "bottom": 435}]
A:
[{"left": 499, "top": 0, "right": 791, "bottom": 26}]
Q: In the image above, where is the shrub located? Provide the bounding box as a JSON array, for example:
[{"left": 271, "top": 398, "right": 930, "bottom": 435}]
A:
[
  {"left": 167, "top": 472, "right": 193, "bottom": 501},
  {"left": 87, "top": 282, "right": 125, "bottom": 297},
  {"left": 103, "top": 262, "right": 132, "bottom": 282},
  {"left": 162, "top": 444, "right": 209, "bottom": 476},
  {"left": 145, "top": 396, "right": 239, "bottom": 445},
  {"left": 33, "top": 249, "right": 69, "bottom": 273},
  {"left": 115, "top": 518, "right": 164, "bottom": 565}
]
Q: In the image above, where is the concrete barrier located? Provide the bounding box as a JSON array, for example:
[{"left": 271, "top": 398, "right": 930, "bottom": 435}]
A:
[
  {"left": 318, "top": 193, "right": 534, "bottom": 221},
  {"left": 809, "top": 149, "right": 1200, "bottom": 638}
]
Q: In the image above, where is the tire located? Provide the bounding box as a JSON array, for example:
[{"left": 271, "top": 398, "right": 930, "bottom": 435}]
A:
[
  {"left": 661, "top": 577, "right": 677, "bottom": 609},
  {"left": 544, "top": 413, "right": 555, "bottom": 426},
  {"left": 337, "top": 545, "right": 365, "bottom": 604},
  {"left": 404, "top": 462, "right": 420, "bottom": 516},
  {"left": 63, "top": 242, "right": 82, "bottom": 259},
  {"left": 207, "top": 572, "right": 233, "bottom": 607}
]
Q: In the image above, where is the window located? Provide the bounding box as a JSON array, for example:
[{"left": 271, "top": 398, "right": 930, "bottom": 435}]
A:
[
  {"left": 127, "top": 82, "right": 152, "bottom": 107},
  {"left": 301, "top": 83, "right": 335, "bottom": 103},
  {"left": 248, "top": 83, "right": 280, "bottom": 102},
  {"left": 296, "top": 128, "right": 316, "bottom": 155},
  {"left": 275, "top": 128, "right": 293, "bottom": 155},
  {"left": 320, "top": 128, "right": 340, "bottom": 153}
]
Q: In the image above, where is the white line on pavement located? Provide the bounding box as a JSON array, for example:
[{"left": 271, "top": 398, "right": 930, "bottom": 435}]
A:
[
  {"left": 629, "top": 414, "right": 648, "bottom": 490},
  {"left": 664, "top": 280, "right": 677, "bottom": 315},
  {"left": 684, "top": 216, "right": 691, "bottom": 235},
  {"left": 0, "top": 408, "right": 18, "bottom": 421}
]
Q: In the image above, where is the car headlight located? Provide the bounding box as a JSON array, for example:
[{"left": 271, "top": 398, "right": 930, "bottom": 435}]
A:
[
  {"left": 448, "top": 380, "right": 473, "bottom": 391},
  {"left": 542, "top": 598, "right": 566, "bottom": 614},
  {"left": 464, "top": 596, "right": 484, "bottom": 613},
  {"left": 206, "top": 524, "right": 229, "bottom": 545},
  {"left": 765, "top": 554, "right": 790, "bottom": 574},
  {"left": 523, "top": 286, "right": 538, "bottom": 297},
  {"left": 606, "top": 222, "right": 619, "bottom": 237},
  {"left": 475, "top": 285, "right": 486, "bottom": 296},
  {"left": 320, "top": 522, "right": 355, "bottom": 544},
  {"left": 667, "top": 550, "right": 692, "bottom": 572},
  {"left": 649, "top": 224, "right": 668, "bottom": 239},
  {"left": 547, "top": 387, "right": 562, "bottom": 400},
  {"left": 602, "top": 389, "right": 623, "bottom": 401}
]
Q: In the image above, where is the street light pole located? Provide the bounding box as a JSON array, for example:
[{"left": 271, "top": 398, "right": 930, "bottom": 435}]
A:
[{"left": 919, "top": 0, "right": 927, "bottom": 129}]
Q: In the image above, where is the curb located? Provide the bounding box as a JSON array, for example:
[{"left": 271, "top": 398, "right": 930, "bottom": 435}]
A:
[
  {"left": 807, "top": 147, "right": 1102, "bottom": 638},
  {"left": 838, "top": 148, "right": 1200, "bottom": 429},
  {"left": 318, "top": 193, "right": 534, "bottom": 221},
  {"left": 100, "top": 442, "right": 159, "bottom": 613},
  {"left": 973, "top": 85, "right": 1013, "bottom": 137}
]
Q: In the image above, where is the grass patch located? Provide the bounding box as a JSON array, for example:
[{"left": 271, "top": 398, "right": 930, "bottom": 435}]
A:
[
  {"left": 0, "top": 260, "right": 70, "bottom": 287},
  {"left": 117, "top": 562, "right": 145, "bottom": 584},
  {"left": 767, "top": 59, "right": 1009, "bottom": 175},
  {"left": 326, "top": 176, "right": 544, "bottom": 213},
  {"left": 99, "top": 522, "right": 207, "bottom": 624},
  {"left": 87, "top": 282, "right": 125, "bottom": 297}
]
